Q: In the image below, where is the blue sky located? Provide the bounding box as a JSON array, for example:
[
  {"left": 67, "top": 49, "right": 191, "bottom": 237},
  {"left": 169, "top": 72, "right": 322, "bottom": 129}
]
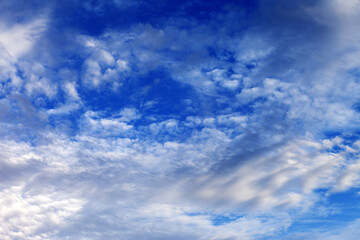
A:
[{"left": 1, "top": 0, "right": 360, "bottom": 239}]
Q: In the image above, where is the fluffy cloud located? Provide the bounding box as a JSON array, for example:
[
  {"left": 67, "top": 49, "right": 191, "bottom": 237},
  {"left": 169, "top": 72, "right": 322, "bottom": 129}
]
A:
[{"left": 0, "top": 18, "right": 47, "bottom": 59}]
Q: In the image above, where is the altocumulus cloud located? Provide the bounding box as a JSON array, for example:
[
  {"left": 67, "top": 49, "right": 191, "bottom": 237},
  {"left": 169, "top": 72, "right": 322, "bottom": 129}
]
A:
[{"left": 0, "top": 0, "right": 360, "bottom": 239}]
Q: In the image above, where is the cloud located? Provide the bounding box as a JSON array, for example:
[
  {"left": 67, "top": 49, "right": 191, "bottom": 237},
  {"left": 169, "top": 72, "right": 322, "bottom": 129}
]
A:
[
  {"left": 0, "top": 18, "right": 47, "bottom": 59},
  {"left": 0, "top": 0, "right": 360, "bottom": 239},
  {"left": 114, "top": 108, "right": 141, "bottom": 122},
  {"left": 0, "top": 113, "right": 358, "bottom": 239},
  {"left": 62, "top": 81, "right": 80, "bottom": 101},
  {"left": 286, "top": 218, "right": 360, "bottom": 240},
  {"left": 46, "top": 103, "right": 81, "bottom": 115},
  {"left": 0, "top": 185, "right": 83, "bottom": 240},
  {"left": 0, "top": 18, "right": 47, "bottom": 97},
  {"left": 170, "top": 136, "right": 354, "bottom": 212}
]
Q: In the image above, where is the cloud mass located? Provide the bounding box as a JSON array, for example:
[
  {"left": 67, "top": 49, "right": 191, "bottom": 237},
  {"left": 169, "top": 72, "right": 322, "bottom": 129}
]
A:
[{"left": 1, "top": 0, "right": 360, "bottom": 239}]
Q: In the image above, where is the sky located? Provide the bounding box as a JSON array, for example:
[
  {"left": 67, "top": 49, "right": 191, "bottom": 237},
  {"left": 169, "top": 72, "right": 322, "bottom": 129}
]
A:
[{"left": 0, "top": 0, "right": 360, "bottom": 239}]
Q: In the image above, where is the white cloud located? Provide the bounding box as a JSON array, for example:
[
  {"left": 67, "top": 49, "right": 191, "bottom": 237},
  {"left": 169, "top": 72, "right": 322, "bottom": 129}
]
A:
[
  {"left": 80, "top": 111, "right": 134, "bottom": 137},
  {"left": 0, "top": 47, "right": 21, "bottom": 95},
  {"left": 0, "top": 113, "right": 358, "bottom": 239},
  {"left": 0, "top": 140, "right": 38, "bottom": 165},
  {"left": 0, "top": 18, "right": 47, "bottom": 59},
  {"left": 81, "top": 46, "right": 130, "bottom": 89},
  {"left": 172, "top": 136, "right": 351, "bottom": 211},
  {"left": 100, "top": 118, "right": 133, "bottom": 131},
  {"left": 46, "top": 103, "right": 80, "bottom": 115},
  {"left": 331, "top": 156, "right": 360, "bottom": 193},
  {"left": 25, "top": 76, "right": 57, "bottom": 98},
  {"left": 0, "top": 19, "right": 51, "bottom": 96},
  {"left": 83, "top": 59, "right": 102, "bottom": 88},
  {"left": 0, "top": 185, "right": 83, "bottom": 240},
  {"left": 114, "top": 108, "right": 141, "bottom": 122},
  {"left": 96, "top": 49, "right": 115, "bottom": 66},
  {"left": 289, "top": 219, "right": 360, "bottom": 240},
  {"left": 1, "top": 2, "right": 360, "bottom": 239},
  {"left": 330, "top": 0, "right": 360, "bottom": 16},
  {"left": 222, "top": 79, "right": 239, "bottom": 89},
  {"left": 116, "top": 59, "right": 129, "bottom": 71},
  {"left": 63, "top": 81, "right": 80, "bottom": 100}
]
